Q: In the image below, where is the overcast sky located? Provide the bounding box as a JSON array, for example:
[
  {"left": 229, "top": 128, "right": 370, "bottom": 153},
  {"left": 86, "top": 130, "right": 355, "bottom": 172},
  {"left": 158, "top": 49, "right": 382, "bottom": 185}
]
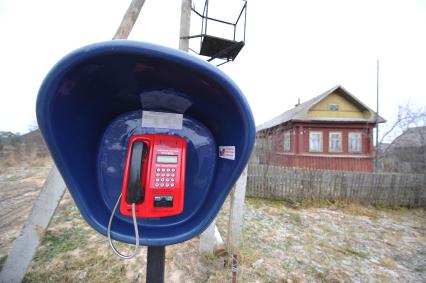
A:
[{"left": 1, "top": 0, "right": 425, "bottom": 139}]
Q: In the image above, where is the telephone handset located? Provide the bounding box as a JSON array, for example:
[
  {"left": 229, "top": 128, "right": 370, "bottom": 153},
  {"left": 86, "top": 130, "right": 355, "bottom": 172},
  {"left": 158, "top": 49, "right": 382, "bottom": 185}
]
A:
[
  {"left": 125, "top": 141, "right": 146, "bottom": 204},
  {"left": 120, "top": 134, "right": 187, "bottom": 218}
]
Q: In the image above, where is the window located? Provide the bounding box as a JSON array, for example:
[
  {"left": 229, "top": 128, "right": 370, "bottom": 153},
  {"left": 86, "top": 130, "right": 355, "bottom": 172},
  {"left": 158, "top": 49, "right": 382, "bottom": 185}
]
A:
[
  {"left": 348, "top": 132, "right": 362, "bottom": 152},
  {"left": 309, "top": 131, "right": 323, "bottom": 152},
  {"left": 329, "top": 132, "right": 342, "bottom": 152},
  {"left": 283, "top": 131, "right": 291, "bottom": 152},
  {"left": 329, "top": 104, "right": 339, "bottom": 111}
]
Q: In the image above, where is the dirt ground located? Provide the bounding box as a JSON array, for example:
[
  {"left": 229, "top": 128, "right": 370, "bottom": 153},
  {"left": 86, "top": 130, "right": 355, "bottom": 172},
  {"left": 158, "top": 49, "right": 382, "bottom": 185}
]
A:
[
  {"left": 0, "top": 166, "right": 425, "bottom": 282},
  {"left": 0, "top": 165, "right": 52, "bottom": 257}
]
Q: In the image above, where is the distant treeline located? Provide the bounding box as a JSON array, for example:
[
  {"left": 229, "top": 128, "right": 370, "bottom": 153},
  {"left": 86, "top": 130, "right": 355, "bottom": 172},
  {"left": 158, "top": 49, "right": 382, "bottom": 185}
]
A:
[{"left": 0, "top": 130, "right": 50, "bottom": 167}]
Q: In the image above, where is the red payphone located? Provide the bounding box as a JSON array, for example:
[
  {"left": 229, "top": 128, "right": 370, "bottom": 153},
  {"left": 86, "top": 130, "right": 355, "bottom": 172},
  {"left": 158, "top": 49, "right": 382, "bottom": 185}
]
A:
[
  {"left": 120, "top": 134, "right": 187, "bottom": 218},
  {"left": 108, "top": 134, "right": 187, "bottom": 258}
]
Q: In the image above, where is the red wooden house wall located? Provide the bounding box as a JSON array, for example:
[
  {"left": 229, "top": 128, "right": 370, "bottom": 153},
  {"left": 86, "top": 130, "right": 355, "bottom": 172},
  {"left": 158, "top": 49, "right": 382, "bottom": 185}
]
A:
[{"left": 268, "top": 122, "right": 375, "bottom": 172}]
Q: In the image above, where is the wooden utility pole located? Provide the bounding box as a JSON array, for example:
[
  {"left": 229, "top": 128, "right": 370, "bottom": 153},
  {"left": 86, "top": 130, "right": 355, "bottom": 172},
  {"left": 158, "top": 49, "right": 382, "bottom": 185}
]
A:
[
  {"left": 113, "top": 0, "right": 146, "bottom": 40},
  {"left": 375, "top": 60, "right": 380, "bottom": 170},
  {"left": 179, "top": 0, "right": 226, "bottom": 257},
  {"left": 226, "top": 166, "right": 247, "bottom": 251},
  {"left": 179, "top": 0, "right": 226, "bottom": 256},
  {"left": 227, "top": 166, "right": 248, "bottom": 283},
  {"left": 179, "top": 0, "right": 192, "bottom": 51}
]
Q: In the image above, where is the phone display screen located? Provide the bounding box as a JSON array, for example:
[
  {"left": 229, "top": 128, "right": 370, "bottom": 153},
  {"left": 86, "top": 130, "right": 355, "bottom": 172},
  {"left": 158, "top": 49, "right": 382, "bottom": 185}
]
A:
[{"left": 156, "top": 155, "right": 178, "bottom": 164}]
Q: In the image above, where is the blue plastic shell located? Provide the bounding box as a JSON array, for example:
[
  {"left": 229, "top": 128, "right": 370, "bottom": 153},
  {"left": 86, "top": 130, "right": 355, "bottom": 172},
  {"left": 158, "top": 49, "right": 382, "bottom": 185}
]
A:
[{"left": 36, "top": 40, "right": 255, "bottom": 246}]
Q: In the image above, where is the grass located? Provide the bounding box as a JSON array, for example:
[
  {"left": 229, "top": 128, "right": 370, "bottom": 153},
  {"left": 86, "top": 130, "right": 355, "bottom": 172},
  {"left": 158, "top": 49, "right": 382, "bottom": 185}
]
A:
[
  {"left": 380, "top": 257, "right": 397, "bottom": 269},
  {"left": 22, "top": 193, "right": 153, "bottom": 283},
  {"left": 288, "top": 211, "right": 302, "bottom": 225},
  {"left": 24, "top": 251, "right": 127, "bottom": 283},
  {"left": 53, "top": 199, "right": 80, "bottom": 222},
  {"left": 33, "top": 226, "right": 88, "bottom": 264},
  {"left": 258, "top": 196, "right": 417, "bottom": 212},
  {"left": 341, "top": 245, "right": 369, "bottom": 258},
  {"left": 341, "top": 203, "right": 380, "bottom": 219},
  {"left": 246, "top": 196, "right": 284, "bottom": 209},
  {"left": 17, "top": 193, "right": 425, "bottom": 282},
  {"left": 310, "top": 267, "right": 330, "bottom": 283},
  {"left": 23, "top": 200, "right": 132, "bottom": 283},
  {"left": 0, "top": 255, "right": 7, "bottom": 272}
]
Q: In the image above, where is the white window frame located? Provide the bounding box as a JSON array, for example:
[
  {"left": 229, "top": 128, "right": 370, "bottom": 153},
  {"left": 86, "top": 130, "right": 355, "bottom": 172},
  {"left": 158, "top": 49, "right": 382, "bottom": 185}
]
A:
[
  {"left": 283, "top": 131, "right": 291, "bottom": 152},
  {"left": 329, "top": 131, "right": 342, "bottom": 152},
  {"left": 348, "top": 132, "right": 362, "bottom": 153},
  {"left": 309, "top": 131, "right": 323, "bottom": 152}
]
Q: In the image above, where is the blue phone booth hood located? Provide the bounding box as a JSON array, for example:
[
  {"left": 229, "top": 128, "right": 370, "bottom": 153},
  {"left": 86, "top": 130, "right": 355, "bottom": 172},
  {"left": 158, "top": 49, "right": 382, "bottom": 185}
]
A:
[{"left": 36, "top": 40, "right": 255, "bottom": 246}]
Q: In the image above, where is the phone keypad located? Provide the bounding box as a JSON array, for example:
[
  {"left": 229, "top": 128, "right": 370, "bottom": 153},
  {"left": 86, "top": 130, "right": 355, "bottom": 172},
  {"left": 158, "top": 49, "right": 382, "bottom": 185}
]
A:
[{"left": 154, "top": 165, "right": 177, "bottom": 188}]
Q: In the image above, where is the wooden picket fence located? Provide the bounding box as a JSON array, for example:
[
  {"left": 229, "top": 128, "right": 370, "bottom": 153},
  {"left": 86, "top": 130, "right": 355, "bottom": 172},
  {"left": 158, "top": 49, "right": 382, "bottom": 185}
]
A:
[{"left": 246, "top": 164, "right": 426, "bottom": 207}]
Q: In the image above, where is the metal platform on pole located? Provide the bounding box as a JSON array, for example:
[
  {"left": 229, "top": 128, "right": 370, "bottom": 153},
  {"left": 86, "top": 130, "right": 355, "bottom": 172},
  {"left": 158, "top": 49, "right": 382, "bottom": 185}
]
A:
[{"left": 182, "top": 0, "right": 247, "bottom": 66}]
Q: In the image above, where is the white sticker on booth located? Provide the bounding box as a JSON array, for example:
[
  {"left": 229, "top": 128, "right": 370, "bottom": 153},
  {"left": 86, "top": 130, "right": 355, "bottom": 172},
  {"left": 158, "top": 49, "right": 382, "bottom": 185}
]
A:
[
  {"left": 219, "top": 146, "right": 235, "bottom": 160},
  {"left": 142, "top": 111, "right": 183, "bottom": 130}
]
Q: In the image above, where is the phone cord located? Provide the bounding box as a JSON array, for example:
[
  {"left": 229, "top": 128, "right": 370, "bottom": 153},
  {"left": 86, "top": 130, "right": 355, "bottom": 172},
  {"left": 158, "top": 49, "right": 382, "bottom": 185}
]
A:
[{"left": 107, "top": 193, "right": 139, "bottom": 259}]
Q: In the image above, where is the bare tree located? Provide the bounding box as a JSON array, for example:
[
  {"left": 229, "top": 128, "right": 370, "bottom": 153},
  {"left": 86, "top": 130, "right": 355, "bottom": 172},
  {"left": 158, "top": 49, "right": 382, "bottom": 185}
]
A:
[
  {"left": 377, "top": 103, "right": 426, "bottom": 172},
  {"left": 28, "top": 121, "right": 39, "bottom": 132},
  {"left": 379, "top": 103, "right": 426, "bottom": 144}
]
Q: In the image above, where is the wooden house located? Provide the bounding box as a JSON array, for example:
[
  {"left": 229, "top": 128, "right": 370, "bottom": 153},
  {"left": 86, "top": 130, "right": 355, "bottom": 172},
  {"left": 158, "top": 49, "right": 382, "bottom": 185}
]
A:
[{"left": 255, "top": 85, "right": 386, "bottom": 172}]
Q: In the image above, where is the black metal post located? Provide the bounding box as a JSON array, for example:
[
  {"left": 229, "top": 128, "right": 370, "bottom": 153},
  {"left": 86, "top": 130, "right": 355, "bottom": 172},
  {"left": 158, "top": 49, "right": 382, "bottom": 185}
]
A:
[{"left": 146, "top": 246, "right": 165, "bottom": 283}]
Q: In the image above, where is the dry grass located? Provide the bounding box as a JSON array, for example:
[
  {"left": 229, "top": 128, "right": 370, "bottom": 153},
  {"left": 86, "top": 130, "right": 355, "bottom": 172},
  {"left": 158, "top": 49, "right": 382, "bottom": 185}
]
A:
[
  {"left": 0, "top": 144, "right": 50, "bottom": 169},
  {"left": 1, "top": 167, "right": 425, "bottom": 282},
  {"left": 8, "top": 200, "right": 426, "bottom": 282},
  {"left": 340, "top": 203, "right": 381, "bottom": 219}
]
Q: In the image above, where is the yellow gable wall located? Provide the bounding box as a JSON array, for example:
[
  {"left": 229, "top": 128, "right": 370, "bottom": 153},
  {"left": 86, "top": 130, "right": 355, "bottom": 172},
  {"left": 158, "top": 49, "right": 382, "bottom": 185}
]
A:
[{"left": 308, "top": 92, "right": 371, "bottom": 119}]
